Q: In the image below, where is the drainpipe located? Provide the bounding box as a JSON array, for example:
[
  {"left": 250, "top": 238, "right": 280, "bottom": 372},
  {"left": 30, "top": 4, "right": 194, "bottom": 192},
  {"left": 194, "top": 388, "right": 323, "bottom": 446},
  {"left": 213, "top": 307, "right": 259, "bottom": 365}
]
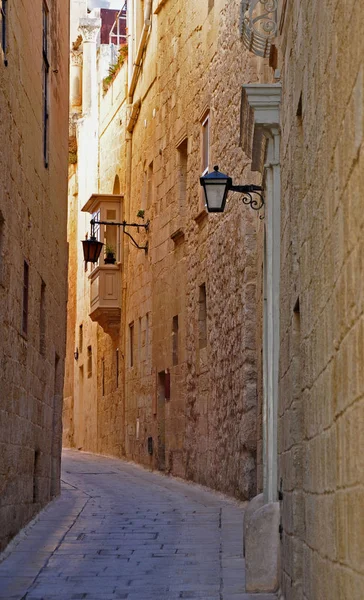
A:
[{"left": 128, "top": 0, "right": 152, "bottom": 101}]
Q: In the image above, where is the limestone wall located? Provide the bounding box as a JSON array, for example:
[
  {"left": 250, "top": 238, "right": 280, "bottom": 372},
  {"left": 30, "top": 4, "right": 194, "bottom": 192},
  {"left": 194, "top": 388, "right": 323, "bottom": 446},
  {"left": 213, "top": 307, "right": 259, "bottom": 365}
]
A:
[
  {"left": 0, "top": 0, "right": 69, "bottom": 551},
  {"left": 123, "top": 0, "right": 264, "bottom": 499},
  {"left": 278, "top": 1, "right": 364, "bottom": 598},
  {"left": 65, "top": 0, "right": 265, "bottom": 502}
]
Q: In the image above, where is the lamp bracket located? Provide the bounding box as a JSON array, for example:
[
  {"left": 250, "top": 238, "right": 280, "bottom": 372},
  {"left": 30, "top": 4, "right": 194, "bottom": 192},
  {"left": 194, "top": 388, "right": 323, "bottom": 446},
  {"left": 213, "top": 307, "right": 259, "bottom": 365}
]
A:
[
  {"left": 229, "top": 184, "right": 264, "bottom": 212},
  {"left": 90, "top": 219, "right": 149, "bottom": 253}
]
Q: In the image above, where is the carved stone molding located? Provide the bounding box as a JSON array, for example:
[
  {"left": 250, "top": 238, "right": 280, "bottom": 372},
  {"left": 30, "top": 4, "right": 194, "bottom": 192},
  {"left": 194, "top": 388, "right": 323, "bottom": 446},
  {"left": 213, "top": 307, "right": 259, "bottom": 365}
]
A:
[
  {"left": 70, "top": 50, "right": 83, "bottom": 67},
  {"left": 79, "top": 18, "right": 101, "bottom": 43}
]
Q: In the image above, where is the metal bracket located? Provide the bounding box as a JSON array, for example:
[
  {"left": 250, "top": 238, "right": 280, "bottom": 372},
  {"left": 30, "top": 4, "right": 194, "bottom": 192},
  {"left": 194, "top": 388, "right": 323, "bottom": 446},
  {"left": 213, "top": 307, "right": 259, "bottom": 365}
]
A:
[
  {"left": 91, "top": 219, "right": 149, "bottom": 253},
  {"left": 229, "top": 184, "right": 265, "bottom": 212}
]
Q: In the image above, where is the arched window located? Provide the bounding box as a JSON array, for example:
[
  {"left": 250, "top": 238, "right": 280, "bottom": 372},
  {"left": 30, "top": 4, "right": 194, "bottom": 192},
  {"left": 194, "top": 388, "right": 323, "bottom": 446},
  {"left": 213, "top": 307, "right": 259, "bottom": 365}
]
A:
[{"left": 113, "top": 174, "right": 120, "bottom": 195}]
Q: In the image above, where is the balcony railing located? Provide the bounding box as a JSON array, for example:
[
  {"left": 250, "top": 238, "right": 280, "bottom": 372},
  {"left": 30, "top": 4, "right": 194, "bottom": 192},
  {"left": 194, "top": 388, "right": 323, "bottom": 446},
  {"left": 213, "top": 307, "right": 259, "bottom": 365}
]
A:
[{"left": 241, "top": 0, "right": 278, "bottom": 58}]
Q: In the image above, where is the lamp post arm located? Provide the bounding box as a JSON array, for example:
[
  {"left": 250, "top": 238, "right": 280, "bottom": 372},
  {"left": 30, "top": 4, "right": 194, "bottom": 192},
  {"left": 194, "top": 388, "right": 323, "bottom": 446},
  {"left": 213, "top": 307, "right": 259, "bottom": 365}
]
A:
[
  {"left": 90, "top": 219, "right": 149, "bottom": 254},
  {"left": 228, "top": 184, "right": 264, "bottom": 212},
  {"left": 91, "top": 219, "right": 149, "bottom": 230},
  {"left": 122, "top": 228, "right": 148, "bottom": 253},
  {"left": 229, "top": 184, "right": 263, "bottom": 193}
]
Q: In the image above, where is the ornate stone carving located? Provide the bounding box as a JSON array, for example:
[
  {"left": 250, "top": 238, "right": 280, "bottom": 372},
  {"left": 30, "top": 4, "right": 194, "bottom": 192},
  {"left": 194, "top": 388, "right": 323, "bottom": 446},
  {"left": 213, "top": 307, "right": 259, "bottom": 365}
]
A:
[
  {"left": 70, "top": 50, "right": 83, "bottom": 67},
  {"left": 241, "top": 0, "right": 278, "bottom": 58},
  {"left": 79, "top": 18, "right": 101, "bottom": 43}
]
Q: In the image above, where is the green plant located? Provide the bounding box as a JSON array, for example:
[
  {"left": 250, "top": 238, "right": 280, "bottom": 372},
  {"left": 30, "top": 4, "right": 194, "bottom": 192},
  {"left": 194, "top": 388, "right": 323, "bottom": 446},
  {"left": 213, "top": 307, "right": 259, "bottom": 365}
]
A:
[
  {"left": 103, "top": 44, "right": 128, "bottom": 93},
  {"left": 137, "top": 209, "right": 145, "bottom": 219},
  {"left": 105, "top": 243, "right": 116, "bottom": 256}
]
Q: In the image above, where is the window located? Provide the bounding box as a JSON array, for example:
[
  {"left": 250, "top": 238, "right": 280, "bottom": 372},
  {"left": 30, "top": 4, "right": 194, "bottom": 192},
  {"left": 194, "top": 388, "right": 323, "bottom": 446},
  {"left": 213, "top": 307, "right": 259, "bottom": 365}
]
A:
[
  {"left": 147, "top": 161, "right": 154, "bottom": 210},
  {"left": 109, "top": 3, "right": 127, "bottom": 46},
  {"left": 129, "top": 322, "right": 134, "bottom": 367},
  {"left": 145, "top": 312, "right": 149, "bottom": 361},
  {"left": 138, "top": 317, "right": 142, "bottom": 362},
  {"left": 172, "top": 315, "right": 179, "bottom": 366},
  {"left": 39, "top": 280, "right": 46, "bottom": 355},
  {"left": 0, "top": 0, "right": 7, "bottom": 65},
  {"left": 22, "top": 261, "right": 29, "bottom": 337},
  {"left": 42, "top": 2, "right": 49, "bottom": 167},
  {"left": 201, "top": 113, "right": 210, "bottom": 175},
  {"left": 198, "top": 284, "right": 207, "bottom": 349},
  {"left": 79, "top": 324, "right": 83, "bottom": 353},
  {"left": 87, "top": 345, "right": 92, "bottom": 378},
  {"left": 33, "top": 450, "right": 40, "bottom": 503},
  {"left": 177, "top": 138, "right": 188, "bottom": 215},
  {"left": 102, "top": 358, "right": 105, "bottom": 396},
  {"left": 0, "top": 211, "right": 4, "bottom": 285}
]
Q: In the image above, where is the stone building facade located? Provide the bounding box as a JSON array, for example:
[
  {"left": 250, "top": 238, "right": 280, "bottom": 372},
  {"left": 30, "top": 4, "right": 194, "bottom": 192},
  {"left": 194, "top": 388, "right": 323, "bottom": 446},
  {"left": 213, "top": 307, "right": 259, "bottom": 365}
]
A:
[
  {"left": 277, "top": 2, "right": 364, "bottom": 598},
  {"left": 0, "top": 0, "right": 69, "bottom": 551},
  {"left": 64, "top": 0, "right": 265, "bottom": 501},
  {"left": 240, "top": 1, "right": 364, "bottom": 599}
]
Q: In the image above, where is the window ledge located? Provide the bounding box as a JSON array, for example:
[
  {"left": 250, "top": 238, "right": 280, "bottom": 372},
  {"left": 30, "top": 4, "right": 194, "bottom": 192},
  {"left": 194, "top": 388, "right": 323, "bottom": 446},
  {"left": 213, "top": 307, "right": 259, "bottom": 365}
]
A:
[
  {"left": 170, "top": 228, "right": 185, "bottom": 244},
  {"left": 194, "top": 209, "right": 208, "bottom": 227}
]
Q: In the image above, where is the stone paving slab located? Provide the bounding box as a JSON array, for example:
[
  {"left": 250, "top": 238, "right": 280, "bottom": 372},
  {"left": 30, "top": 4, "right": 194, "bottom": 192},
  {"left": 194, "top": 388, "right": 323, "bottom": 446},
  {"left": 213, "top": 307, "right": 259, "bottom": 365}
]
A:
[{"left": 0, "top": 449, "right": 277, "bottom": 600}]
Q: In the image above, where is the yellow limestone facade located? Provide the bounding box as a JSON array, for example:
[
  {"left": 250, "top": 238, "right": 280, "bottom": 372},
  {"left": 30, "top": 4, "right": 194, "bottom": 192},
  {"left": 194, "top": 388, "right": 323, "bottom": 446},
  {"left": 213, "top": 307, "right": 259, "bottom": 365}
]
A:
[
  {"left": 0, "top": 0, "right": 69, "bottom": 551},
  {"left": 277, "top": 1, "right": 364, "bottom": 598},
  {"left": 64, "top": 0, "right": 266, "bottom": 501},
  {"left": 65, "top": 1, "right": 364, "bottom": 597},
  {"left": 241, "top": 1, "right": 364, "bottom": 598}
]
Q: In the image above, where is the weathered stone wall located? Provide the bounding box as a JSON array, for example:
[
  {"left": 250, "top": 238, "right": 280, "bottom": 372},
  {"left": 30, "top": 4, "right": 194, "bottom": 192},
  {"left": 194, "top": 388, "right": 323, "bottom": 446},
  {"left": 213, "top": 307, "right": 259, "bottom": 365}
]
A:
[
  {"left": 65, "top": 0, "right": 265, "bottom": 502},
  {"left": 279, "top": 1, "right": 364, "bottom": 598},
  {"left": 0, "top": 0, "right": 69, "bottom": 551},
  {"left": 124, "top": 0, "right": 264, "bottom": 499}
]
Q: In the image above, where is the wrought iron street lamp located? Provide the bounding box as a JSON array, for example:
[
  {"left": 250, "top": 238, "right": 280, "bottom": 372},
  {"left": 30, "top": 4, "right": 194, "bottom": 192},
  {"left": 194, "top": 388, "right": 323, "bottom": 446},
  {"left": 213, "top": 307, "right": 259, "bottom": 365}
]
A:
[
  {"left": 200, "top": 166, "right": 264, "bottom": 213},
  {"left": 82, "top": 235, "right": 104, "bottom": 264},
  {"left": 82, "top": 218, "right": 149, "bottom": 263}
]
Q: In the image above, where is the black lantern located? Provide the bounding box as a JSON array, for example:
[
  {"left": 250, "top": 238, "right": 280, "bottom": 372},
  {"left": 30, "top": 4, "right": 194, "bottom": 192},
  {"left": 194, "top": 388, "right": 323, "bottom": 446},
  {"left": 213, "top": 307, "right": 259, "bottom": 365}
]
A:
[
  {"left": 200, "top": 166, "right": 232, "bottom": 213},
  {"left": 82, "top": 237, "right": 104, "bottom": 263},
  {"left": 200, "top": 165, "right": 264, "bottom": 213}
]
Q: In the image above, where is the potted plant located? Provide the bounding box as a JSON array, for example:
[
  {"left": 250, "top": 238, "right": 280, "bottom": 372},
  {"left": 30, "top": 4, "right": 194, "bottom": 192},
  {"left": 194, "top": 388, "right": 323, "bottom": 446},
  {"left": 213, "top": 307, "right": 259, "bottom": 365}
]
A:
[{"left": 104, "top": 243, "right": 116, "bottom": 264}]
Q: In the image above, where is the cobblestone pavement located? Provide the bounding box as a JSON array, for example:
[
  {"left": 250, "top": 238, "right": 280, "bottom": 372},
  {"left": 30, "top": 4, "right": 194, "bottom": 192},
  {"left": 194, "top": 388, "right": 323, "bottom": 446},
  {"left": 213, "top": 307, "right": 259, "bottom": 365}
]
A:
[{"left": 0, "top": 449, "right": 277, "bottom": 600}]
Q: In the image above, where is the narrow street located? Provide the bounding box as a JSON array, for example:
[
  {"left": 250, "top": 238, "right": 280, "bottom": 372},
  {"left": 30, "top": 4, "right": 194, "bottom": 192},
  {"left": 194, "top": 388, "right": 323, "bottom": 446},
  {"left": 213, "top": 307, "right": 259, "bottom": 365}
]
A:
[{"left": 0, "top": 450, "right": 276, "bottom": 600}]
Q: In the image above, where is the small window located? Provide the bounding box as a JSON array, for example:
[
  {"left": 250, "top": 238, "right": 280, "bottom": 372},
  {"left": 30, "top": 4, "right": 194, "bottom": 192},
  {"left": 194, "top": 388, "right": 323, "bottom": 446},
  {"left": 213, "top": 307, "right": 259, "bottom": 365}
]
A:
[
  {"left": 201, "top": 113, "right": 210, "bottom": 176},
  {"left": 177, "top": 138, "right": 188, "bottom": 215},
  {"left": 138, "top": 317, "right": 142, "bottom": 362},
  {"left": 0, "top": 211, "right": 4, "bottom": 285},
  {"left": 87, "top": 345, "right": 92, "bottom": 378},
  {"left": 147, "top": 161, "right": 154, "bottom": 210},
  {"left": 42, "top": 1, "right": 49, "bottom": 167},
  {"left": 79, "top": 324, "right": 83, "bottom": 353},
  {"left": 39, "top": 280, "right": 46, "bottom": 356},
  {"left": 145, "top": 312, "right": 149, "bottom": 361},
  {"left": 172, "top": 315, "right": 179, "bottom": 366},
  {"left": 22, "top": 261, "right": 29, "bottom": 337},
  {"left": 0, "top": 0, "right": 7, "bottom": 65},
  {"left": 129, "top": 322, "right": 134, "bottom": 367},
  {"left": 102, "top": 358, "right": 105, "bottom": 396},
  {"left": 116, "top": 348, "right": 119, "bottom": 387},
  {"left": 199, "top": 284, "right": 207, "bottom": 349}
]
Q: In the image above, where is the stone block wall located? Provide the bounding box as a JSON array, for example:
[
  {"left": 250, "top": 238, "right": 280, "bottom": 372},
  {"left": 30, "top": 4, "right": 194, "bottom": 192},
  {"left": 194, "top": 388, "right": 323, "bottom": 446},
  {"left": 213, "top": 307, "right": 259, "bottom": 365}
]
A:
[
  {"left": 65, "top": 0, "right": 265, "bottom": 502},
  {"left": 123, "top": 0, "right": 264, "bottom": 499},
  {"left": 0, "top": 0, "right": 69, "bottom": 551},
  {"left": 278, "top": 1, "right": 364, "bottom": 598}
]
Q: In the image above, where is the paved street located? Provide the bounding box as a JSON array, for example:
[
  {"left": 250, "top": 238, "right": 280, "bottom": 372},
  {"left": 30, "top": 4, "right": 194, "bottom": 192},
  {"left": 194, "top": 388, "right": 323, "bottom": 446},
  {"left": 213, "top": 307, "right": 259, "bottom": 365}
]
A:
[{"left": 0, "top": 450, "right": 276, "bottom": 600}]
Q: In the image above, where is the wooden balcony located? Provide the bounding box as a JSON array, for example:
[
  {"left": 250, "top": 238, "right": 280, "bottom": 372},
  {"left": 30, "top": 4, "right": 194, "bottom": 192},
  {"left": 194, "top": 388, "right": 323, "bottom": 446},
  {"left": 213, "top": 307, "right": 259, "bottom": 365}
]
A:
[{"left": 89, "top": 264, "right": 121, "bottom": 332}]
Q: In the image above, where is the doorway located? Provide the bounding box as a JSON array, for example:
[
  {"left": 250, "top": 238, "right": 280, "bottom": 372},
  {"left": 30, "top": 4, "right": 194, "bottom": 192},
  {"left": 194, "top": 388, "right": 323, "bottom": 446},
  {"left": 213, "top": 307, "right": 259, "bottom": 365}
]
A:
[{"left": 157, "top": 370, "right": 170, "bottom": 470}]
